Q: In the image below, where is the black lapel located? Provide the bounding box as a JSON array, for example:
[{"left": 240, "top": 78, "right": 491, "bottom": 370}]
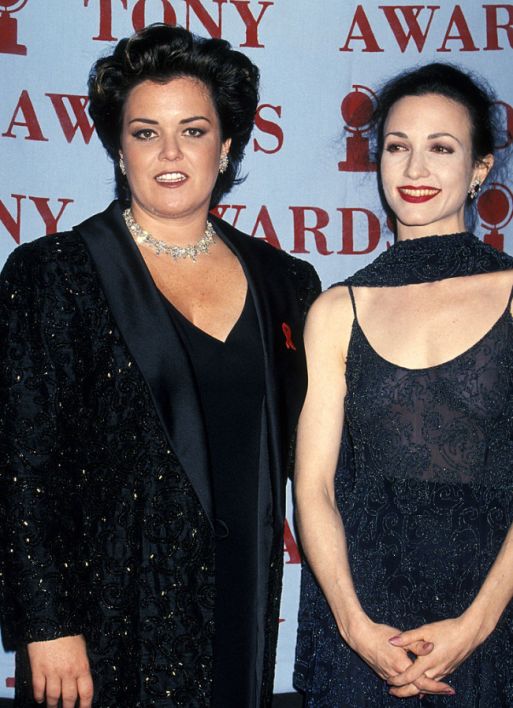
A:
[{"left": 74, "top": 202, "right": 214, "bottom": 528}]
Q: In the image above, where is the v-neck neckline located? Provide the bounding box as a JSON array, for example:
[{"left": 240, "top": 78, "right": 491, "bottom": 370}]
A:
[{"left": 162, "top": 287, "right": 250, "bottom": 345}]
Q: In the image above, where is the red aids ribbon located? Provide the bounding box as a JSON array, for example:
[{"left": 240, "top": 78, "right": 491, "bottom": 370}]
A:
[{"left": 282, "top": 322, "right": 296, "bottom": 351}]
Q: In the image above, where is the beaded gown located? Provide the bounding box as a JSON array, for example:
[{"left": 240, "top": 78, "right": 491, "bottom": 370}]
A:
[{"left": 295, "top": 235, "right": 513, "bottom": 707}]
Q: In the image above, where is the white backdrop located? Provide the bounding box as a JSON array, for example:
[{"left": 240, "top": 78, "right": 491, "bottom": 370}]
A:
[{"left": 1, "top": 0, "right": 513, "bottom": 698}]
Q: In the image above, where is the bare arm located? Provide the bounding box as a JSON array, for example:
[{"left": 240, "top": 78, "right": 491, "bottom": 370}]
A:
[
  {"left": 294, "top": 289, "right": 362, "bottom": 640},
  {"left": 294, "top": 288, "right": 451, "bottom": 696}
]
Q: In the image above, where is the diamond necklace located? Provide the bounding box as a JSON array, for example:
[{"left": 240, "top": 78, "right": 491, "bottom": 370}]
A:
[{"left": 123, "top": 208, "right": 216, "bottom": 262}]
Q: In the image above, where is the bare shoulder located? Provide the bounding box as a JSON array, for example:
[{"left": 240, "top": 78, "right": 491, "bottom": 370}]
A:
[
  {"left": 480, "top": 269, "right": 513, "bottom": 288},
  {"left": 494, "top": 269, "right": 513, "bottom": 289},
  {"left": 305, "top": 286, "right": 355, "bottom": 356},
  {"left": 307, "top": 285, "right": 354, "bottom": 327},
  {"left": 468, "top": 270, "right": 513, "bottom": 308},
  {"left": 492, "top": 269, "right": 513, "bottom": 313}
]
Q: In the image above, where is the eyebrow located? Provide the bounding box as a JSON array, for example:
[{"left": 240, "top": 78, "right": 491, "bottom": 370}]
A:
[
  {"left": 180, "top": 115, "right": 211, "bottom": 125},
  {"left": 385, "top": 130, "right": 462, "bottom": 145},
  {"left": 128, "top": 115, "right": 212, "bottom": 125},
  {"left": 128, "top": 118, "right": 158, "bottom": 125},
  {"left": 428, "top": 131, "right": 462, "bottom": 145}
]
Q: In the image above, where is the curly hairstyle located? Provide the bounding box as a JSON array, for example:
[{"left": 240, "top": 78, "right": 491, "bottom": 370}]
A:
[{"left": 88, "top": 23, "right": 260, "bottom": 207}]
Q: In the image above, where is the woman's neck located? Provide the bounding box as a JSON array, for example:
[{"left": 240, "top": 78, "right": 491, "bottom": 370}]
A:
[{"left": 396, "top": 215, "right": 467, "bottom": 242}]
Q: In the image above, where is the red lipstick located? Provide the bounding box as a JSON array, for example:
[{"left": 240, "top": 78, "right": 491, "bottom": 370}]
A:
[{"left": 397, "top": 185, "right": 441, "bottom": 203}]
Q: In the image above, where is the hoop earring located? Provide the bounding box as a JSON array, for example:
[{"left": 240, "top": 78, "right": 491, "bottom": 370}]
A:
[
  {"left": 468, "top": 180, "right": 481, "bottom": 200},
  {"left": 120, "top": 156, "right": 126, "bottom": 176},
  {"left": 219, "top": 153, "right": 229, "bottom": 174}
]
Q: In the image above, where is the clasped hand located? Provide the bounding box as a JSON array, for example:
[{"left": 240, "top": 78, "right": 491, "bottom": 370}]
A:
[
  {"left": 348, "top": 616, "right": 454, "bottom": 698},
  {"left": 386, "top": 615, "right": 485, "bottom": 698}
]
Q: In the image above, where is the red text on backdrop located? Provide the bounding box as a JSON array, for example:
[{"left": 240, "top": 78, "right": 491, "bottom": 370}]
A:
[{"left": 340, "top": 4, "right": 513, "bottom": 53}]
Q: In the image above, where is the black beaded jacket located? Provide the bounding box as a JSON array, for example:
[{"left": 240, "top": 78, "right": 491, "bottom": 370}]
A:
[{"left": 0, "top": 201, "right": 321, "bottom": 707}]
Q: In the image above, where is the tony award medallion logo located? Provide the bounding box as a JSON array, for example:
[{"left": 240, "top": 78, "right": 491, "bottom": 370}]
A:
[
  {"left": 0, "top": 0, "right": 28, "bottom": 55},
  {"left": 338, "top": 84, "right": 377, "bottom": 172},
  {"left": 477, "top": 183, "right": 513, "bottom": 251}
]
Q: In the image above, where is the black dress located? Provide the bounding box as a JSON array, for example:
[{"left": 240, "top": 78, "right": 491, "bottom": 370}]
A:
[
  {"left": 295, "top": 281, "right": 513, "bottom": 706},
  {"left": 164, "top": 290, "right": 265, "bottom": 708}
]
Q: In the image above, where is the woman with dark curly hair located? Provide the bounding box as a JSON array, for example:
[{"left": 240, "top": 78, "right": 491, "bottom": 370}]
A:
[{"left": 0, "top": 23, "right": 320, "bottom": 707}]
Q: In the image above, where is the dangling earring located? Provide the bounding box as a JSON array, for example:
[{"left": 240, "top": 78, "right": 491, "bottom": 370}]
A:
[
  {"left": 119, "top": 155, "right": 126, "bottom": 176},
  {"left": 219, "top": 152, "right": 229, "bottom": 174},
  {"left": 468, "top": 180, "right": 481, "bottom": 200}
]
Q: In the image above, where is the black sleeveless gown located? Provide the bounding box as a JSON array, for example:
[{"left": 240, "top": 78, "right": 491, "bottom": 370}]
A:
[
  {"left": 295, "top": 281, "right": 513, "bottom": 706},
  {"left": 164, "top": 291, "right": 265, "bottom": 708}
]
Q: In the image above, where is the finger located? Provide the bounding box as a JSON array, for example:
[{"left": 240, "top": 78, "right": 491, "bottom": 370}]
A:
[
  {"left": 407, "top": 640, "right": 434, "bottom": 656},
  {"left": 61, "top": 676, "right": 78, "bottom": 708},
  {"left": 386, "top": 655, "right": 415, "bottom": 681},
  {"left": 388, "top": 662, "right": 430, "bottom": 687},
  {"left": 389, "top": 629, "right": 425, "bottom": 647},
  {"left": 390, "top": 686, "right": 457, "bottom": 699},
  {"left": 77, "top": 672, "right": 95, "bottom": 708},
  {"left": 414, "top": 676, "right": 456, "bottom": 695},
  {"left": 390, "top": 681, "right": 456, "bottom": 698},
  {"left": 389, "top": 682, "right": 422, "bottom": 698},
  {"left": 44, "top": 676, "right": 62, "bottom": 708},
  {"left": 31, "top": 671, "right": 46, "bottom": 704}
]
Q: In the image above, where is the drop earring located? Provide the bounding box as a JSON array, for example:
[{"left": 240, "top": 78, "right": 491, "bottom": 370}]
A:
[
  {"left": 219, "top": 152, "right": 229, "bottom": 174},
  {"left": 468, "top": 180, "right": 481, "bottom": 200},
  {"left": 120, "top": 155, "right": 126, "bottom": 176}
]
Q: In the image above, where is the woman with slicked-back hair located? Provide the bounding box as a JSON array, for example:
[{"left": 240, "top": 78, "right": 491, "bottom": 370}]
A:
[{"left": 295, "top": 63, "right": 513, "bottom": 706}]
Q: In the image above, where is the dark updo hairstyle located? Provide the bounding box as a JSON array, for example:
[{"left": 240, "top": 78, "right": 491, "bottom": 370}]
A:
[
  {"left": 88, "top": 23, "right": 260, "bottom": 207},
  {"left": 370, "top": 62, "right": 505, "bottom": 227},
  {"left": 372, "top": 62, "right": 499, "bottom": 168}
]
